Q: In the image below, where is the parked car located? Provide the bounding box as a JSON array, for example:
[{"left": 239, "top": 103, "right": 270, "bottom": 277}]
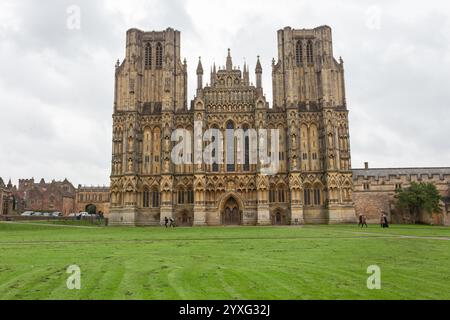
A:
[
  {"left": 33, "top": 212, "right": 42, "bottom": 216},
  {"left": 51, "top": 212, "right": 62, "bottom": 217},
  {"left": 68, "top": 213, "right": 78, "bottom": 218},
  {"left": 21, "top": 211, "right": 34, "bottom": 216},
  {"left": 42, "top": 212, "right": 50, "bottom": 217}
]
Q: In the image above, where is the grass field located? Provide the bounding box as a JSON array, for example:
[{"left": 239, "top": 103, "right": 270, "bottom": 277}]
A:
[{"left": 0, "top": 222, "right": 449, "bottom": 300}]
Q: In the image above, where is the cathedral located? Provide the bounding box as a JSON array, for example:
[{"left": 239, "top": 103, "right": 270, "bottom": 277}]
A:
[{"left": 109, "top": 26, "right": 356, "bottom": 226}]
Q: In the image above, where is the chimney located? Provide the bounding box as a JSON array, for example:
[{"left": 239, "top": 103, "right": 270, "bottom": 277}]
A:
[{"left": 364, "top": 162, "right": 369, "bottom": 169}]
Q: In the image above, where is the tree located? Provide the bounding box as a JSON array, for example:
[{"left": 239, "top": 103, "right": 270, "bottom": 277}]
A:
[{"left": 395, "top": 182, "right": 442, "bottom": 224}]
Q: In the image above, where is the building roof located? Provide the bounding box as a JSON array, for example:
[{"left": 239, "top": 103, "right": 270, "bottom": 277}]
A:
[{"left": 352, "top": 167, "right": 450, "bottom": 180}]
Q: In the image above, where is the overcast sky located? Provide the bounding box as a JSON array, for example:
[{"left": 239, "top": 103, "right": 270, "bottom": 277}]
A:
[{"left": 1, "top": 0, "right": 449, "bottom": 186}]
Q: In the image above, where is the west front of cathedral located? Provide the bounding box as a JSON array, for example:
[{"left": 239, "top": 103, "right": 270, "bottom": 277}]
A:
[{"left": 109, "top": 26, "right": 356, "bottom": 226}]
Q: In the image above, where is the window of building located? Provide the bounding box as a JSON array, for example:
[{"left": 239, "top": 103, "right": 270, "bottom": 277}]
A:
[
  {"left": 226, "top": 120, "right": 235, "bottom": 172},
  {"left": 156, "top": 42, "right": 163, "bottom": 68},
  {"left": 295, "top": 40, "right": 303, "bottom": 65},
  {"left": 269, "top": 189, "right": 276, "bottom": 203},
  {"left": 178, "top": 189, "right": 185, "bottom": 204},
  {"left": 306, "top": 40, "right": 313, "bottom": 64},
  {"left": 187, "top": 190, "right": 194, "bottom": 204},
  {"left": 304, "top": 189, "right": 311, "bottom": 206},
  {"left": 144, "top": 43, "right": 152, "bottom": 68},
  {"left": 395, "top": 183, "right": 402, "bottom": 190},
  {"left": 278, "top": 190, "right": 285, "bottom": 203},
  {"left": 143, "top": 188, "right": 150, "bottom": 208},
  {"left": 313, "top": 189, "right": 321, "bottom": 205},
  {"left": 302, "top": 153, "right": 308, "bottom": 160},
  {"left": 244, "top": 125, "right": 250, "bottom": 171},
  {"left": 152, "top": 190, "right": 159, "bottom": 207},
  {"left": 363, "top": 183, "right": 370, "bottom": 190}
]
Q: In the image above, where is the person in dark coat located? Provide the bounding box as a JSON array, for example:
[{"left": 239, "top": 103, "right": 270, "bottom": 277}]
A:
[
  {"left": 382, "top": 212, "right": 389, "bottom": 228},
  {"left": 358, "top": 213, "right": 363, "bottom": 227},
  {"left": 169, "top": 217, "right": 175, "bottom": 228},
  {"left": 164, "top": 216, "right": 169, "bottom": 228},
  {"left": 361, "top": 214, "right": 368, "bottom": 228}
]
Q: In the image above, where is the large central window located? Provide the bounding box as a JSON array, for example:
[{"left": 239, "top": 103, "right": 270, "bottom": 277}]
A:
[
  {"left": 243, "top": 124, "right": 250, "bottom": 171},
  {"left": 226, "top": 120, "right": 235, "bottom": 172}
]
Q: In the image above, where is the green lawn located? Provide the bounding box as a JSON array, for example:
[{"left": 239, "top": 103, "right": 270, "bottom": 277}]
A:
[{"left": 0, "top": 222, "right": 449, "bottom": 300}]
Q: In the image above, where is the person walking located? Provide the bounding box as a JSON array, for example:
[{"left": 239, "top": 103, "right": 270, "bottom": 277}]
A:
[
  {"left": 169, "top": 217, "right": 175, "bottom": 228},
  {"left": 358, "top": 213, "right": 363, "bottom": 227},
  {"left": 164, "top": 216, "right": 169, "bottom": 228},
  {"left": 382, "top": 212, "right": 389, "bottom": 228},
  {"left": 361, "top": 214, "right": 368, "bottom": 228},
  {"left": 380, "top": 214, "right": 385, "bottom": 228}
]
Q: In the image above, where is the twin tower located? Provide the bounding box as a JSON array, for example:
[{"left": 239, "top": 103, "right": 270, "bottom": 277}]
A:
[{"left": 110, "top": 26, "right": 356, "bottom": 226}]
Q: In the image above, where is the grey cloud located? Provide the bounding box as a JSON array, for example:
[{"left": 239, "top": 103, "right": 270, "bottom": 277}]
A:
[{"left": 0, "top": 0, "right": 449, "bottom": 186}]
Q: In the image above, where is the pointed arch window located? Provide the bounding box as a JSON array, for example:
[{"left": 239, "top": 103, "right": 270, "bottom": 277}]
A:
[
  {"left": 226, "top": 120, "right": 235, "bottom": 172},
  {"left": 278, "top": 189, "right": 286, "bottom": 203},
  {"left": 211, "top": 128, "right": 219, "bottom": 172},
  {"left": 306, "top": 40, "right": 313, "bottom": 64},
  {"left": 313, "top": 188, "right": 321, "bottom": 205},
  {"left": 156, "top": 42, "right": 163, "bottom": 68},
  {"left": 295, "top": 40, "right": 303, "bottom": 65},
  {"left": 152, "top": 188, "right": 160, "bottom": 207},
  {"left": 177, "top": 188, "right": 185, "bottom": 204},
  {"left": 144, "top": 43, "right": 152, "bottom": 68},
  {"left": 304, "top": 188, "right": 311, "bottom": 206},
  {"left": 143, "top": 188, "right": 150, "bottom": 207},
  {"left": 243, "top": 124, "right": 250, "bottom": 171}
]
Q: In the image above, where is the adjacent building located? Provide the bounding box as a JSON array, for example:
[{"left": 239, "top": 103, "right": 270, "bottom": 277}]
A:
[
  {"left": 75, "top": 185, "right": 110, "bottom": 216},
  {"left": 353, "top": 163, "right": 450, "bottom": 225},
  {"left": 14, "top": 178, "right": 76, "bottom": 215}
]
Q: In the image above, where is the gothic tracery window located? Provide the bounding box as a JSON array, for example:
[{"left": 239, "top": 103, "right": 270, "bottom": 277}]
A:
[
  {"left": 295, "top": 40, "right": 303, "bottom": 65},
  {"left": 156, "top": 42, "right": 163, "bottom": 68},
  {"left": 152, "top": 189, "right": 159, "bottom": 207},
  {"left": 144, "top": 43, "right": 152, "bottom": 68},
  {"left": 306, "top": 40, "right": 313, "bottom": 64},
  {"left": 143, "top": 188, "right": 150, "bottom": 207},
  {"left": 243, "top": 124, "right": 250, "bottom": 171},
  {"left": 226, "top": 120, "right": 235, "bottom": 172}
]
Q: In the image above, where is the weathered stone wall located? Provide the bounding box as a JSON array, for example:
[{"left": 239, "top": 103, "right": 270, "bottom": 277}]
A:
[
  {"left": 353, "top": 166, "right": 450, "bottom": 225},
  {"left": 353, "top": 191, "right": 391, "bottom": 223}
]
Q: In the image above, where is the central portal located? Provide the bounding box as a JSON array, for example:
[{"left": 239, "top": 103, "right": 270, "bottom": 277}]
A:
[{"left": 222, "top": 197, "right": 241, "bottom": 225}]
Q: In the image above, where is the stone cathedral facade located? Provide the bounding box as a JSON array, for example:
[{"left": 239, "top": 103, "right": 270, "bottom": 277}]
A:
[{"left": 109, "top": 26, "right": 356, "bottom": 226}]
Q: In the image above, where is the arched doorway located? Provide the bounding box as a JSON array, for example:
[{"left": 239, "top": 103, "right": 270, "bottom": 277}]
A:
[
  {"left": 222, "top": 197, "right": 241, "bottom": 225},
  {"left": 86, "top": 204, "right": 97, "bottom": 215},
  {"left": 176, "top": 210, "right": 193, "bottom": 226},
  {"left": 271, "top": 210, "right": 287, "bottom": 225}
]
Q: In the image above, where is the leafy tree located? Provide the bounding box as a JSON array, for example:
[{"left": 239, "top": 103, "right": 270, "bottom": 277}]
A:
[{"left": 395, "top": 182, "right": 442, "bottom": 224}]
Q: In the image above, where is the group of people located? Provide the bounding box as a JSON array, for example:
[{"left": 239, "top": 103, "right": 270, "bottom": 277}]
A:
[
  {"left": 358, "top": 212, "right": 389, "bottom": 228},
  {"left": 164, "top": 216, "right": 176, "bottom": 228}
]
